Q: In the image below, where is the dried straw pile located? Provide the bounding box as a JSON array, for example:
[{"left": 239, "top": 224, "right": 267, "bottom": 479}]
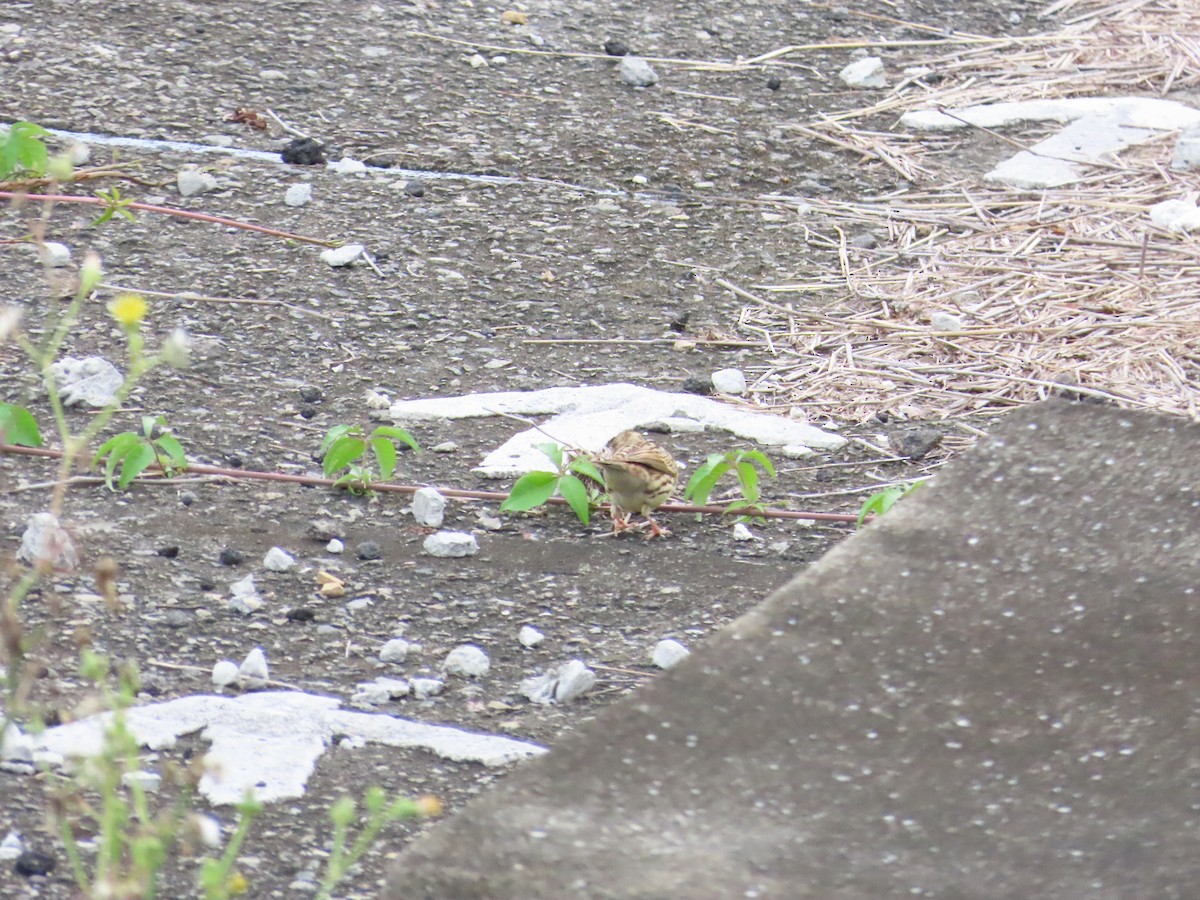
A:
[{"left": 740, "top": 0, "right": 1200, "bottom": 423}]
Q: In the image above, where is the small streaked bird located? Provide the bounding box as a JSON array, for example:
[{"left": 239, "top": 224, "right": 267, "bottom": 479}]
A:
[{"left": 592, "top": 430, "right": 679, "bottom": 538}]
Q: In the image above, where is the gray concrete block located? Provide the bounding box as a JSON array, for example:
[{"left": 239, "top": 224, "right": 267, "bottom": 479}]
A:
[{"left": 387, "top": 402, "right": 1200, "bottom": 899}]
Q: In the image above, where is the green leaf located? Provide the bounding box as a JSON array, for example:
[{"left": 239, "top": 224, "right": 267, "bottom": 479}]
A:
[
  {"left": 739, "top": 449, "right": 776, "bottom": 477},
  {"left": 371, "top": 425, "right": 420, "bottom": 453},
  {"left": 141, "top": 414, "right": 160, "bottom": 438},
  {"left": 320, "top": 425, "right": 356, "bottom": 454},
  {"left": 0, "top": 122, "right": 50, "bottom": 178},
  {"left": 568, "top": 455, "right": 603, "bottom": 483},
  {"left": 736, "top": 461, "right": 761, "bottom": 503},
  {"left": 500, "top": 471, "right": 559, "bottom": 512},
  {"left": 534, "top": 442, "right": 563, "bottom": 470},
  {"left": 856, "top": 486, "right": 905, "bottom": 528},
  {"left": 557, "top": 474, "right": 591, "bottom": 525},
  {"left": 322, "top": 437, "right": 366, "bottom": 478},
  {"left": 117, "top": 442, "right": 156, "bottom": 488},
  {"left": 684, "top": 459, "right": 729, "bottom": 506},
  {"left": 94, "top": 432, "right": 141, "bottom": 489},
  {"left": 369, "top": 435, "right": 398, "bottom": 482},
  {"left": 0, "top": 403, "right": 43, "bottom": 447},
  {"left": 153, "top": 434, "right": 188, "bottom": 472}
]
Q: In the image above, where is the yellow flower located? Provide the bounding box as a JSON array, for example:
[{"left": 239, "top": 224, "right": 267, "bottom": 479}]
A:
[
  {"left": 416, "top": 794, "right": 444, "bottom": 817},
  {"left": 108, "top": 292, "right": 147, "bottom": 327}
]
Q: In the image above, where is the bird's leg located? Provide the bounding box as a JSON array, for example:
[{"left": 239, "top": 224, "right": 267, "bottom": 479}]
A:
[
  {"left": 609, "top": 504, "right": 633, "bottom": 535},
  {"left": 642, "top": 515, "right": 670, "bottom": 539}
]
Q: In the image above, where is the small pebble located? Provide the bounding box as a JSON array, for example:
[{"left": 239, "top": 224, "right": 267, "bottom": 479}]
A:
[
  {"left": 839, "top": 56, "right": 887, "bottom": 89},
  {"left": 327, "top": 157, "right": 367, "bottom": 176},
  {"left": 177, "top": 168, "right": 218, "bottom": 197},
  {"left": 320, "top": 244, "right": 365, "bottom": 267},
  {"left": 212, "top": 660, "right": 238, "bottom": 686},
  {"left": 0, "top": 831, "right": 23, "bottom": 861},
  {"left": 732, "top": 523, "right": 756, "bottom": 541},
  {"left": 444, "top": 644, "right": 490, "bottom": 677},
  {"left": 711, "top": 368, "right": 748, "bottom": 395},
  {"left": 404, "top": 179, "right": 427, "bottom": 198},
  {"left": 218, "top": 548, "right": 244, "bottom": 566},
  {"left": 238, "top": 647, "right": 269, "bottom": 688},
  {"left": 412, "top": 487, "right": 447, "bottom": 528},
  {"left": 284, "top": 183, "right": 312, "bottom": 207},
  {"left": 299, "top": 386, "right": 323, "bottom": 403},
  {"left": 39, "top": 242, "right": 71, "bottom": 267},
  {"left": 179, "top": 490, "right": 197, "bottom": 507},
  {"left": 280, "top": 137, "right": 326, "bottom": 165},
  {"left": 286, "top": 607, "right": 317, "bottom": 623},
  {"left": 468, "top": 53, "right": 488, "bottom": 68},
  {"left": 890, "top": 428, "right": 943, "bottom": 460},
  {"left": 380, "top": 638, "right": 411, "bottom": 664},
  {"left": 263, "top": 546, "right": 295, "bottom": 572},
  {"left": 411, "top": 677, "right": 444, "bottom": 700},
  {"left": 325, "top": 538, "right": 344, "bottom": 554},
  {"left": 15, "top": 849, "right": 55, "bottom": 877},
  {"left": 18, "top": 513, "right": 78, "bottom": 569},
  {"left": 930, "top": 311, "right": 963, "bottom": 332},
  {"left": 121, "top": 770, "right": 161, "bottom": 792},
  {"left": 619, "top": 56, "right": 659, "bottom": 87},
  {"left": 356, "top": 541, "right": 382, "bottom": 561},
  {"left": 766, "top": 75, "right": 782, "bottom": 91},
  {"left": 156, "top": 545, "right": 180, "bottom": 558},
  {"left": 423, "top": 531, "right": 478, "bottom": 558},
  {"left": 652, "top": 639, "right": 691, "bottom": 669},
  {"left": 604, "top": 38, "right": 629, "bottom": 56},
  {"left": 518, "top": 625, "right": 545, "bottom": 648}
]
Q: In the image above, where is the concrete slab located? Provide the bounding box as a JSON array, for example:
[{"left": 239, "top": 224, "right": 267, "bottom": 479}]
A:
[{"left": 386, "top": 402, "right": 1200, "bottom": 899}]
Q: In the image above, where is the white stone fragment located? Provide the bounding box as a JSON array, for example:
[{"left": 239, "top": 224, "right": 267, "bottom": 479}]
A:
[
  {"left": 320, "top": 243, "right": 365, "bottom": 267},
  {"left": 652, "top": 639, "right": 691, "bottom": 669},
  {"left": 177, "top": 168, "right": 218, "bottom": 197},
  {"left": 930, "top": 311, "right": 964, "bottom": 331},
  {"left": 211, "top": 661, "right": 239, "bottom": 687},
  {"left": 520, "top": 659, "right": 596, "bottom": 704},
  {"left": 467, "top": 53, "right": 488, "bottom": 68},
  {"left": 17, "top": 512, "right": 78, "bottom": 569},
  {"left": 1149, "top": 196, "right": 1200, "bottom": 233},
  {"left": 379, "top": 638, "right": 411, "bottom": 664},
  {"left": 0, "top": 831, "right": 23, "bottom": 861},
  {"left": 194, "top": 815, "right": 222, "bottom": 849},
  {"left": 423, "top": 531, "right": 478, "bottom": 558},
  {"left": 711, "top": 368, "right": 747, "bottom": 395},
  {"left": 39, "top": 241, "right": 71, "bottom": 267},
  {"left": 444, "top": 644, "right": 490, "bottom": 677},
  {"left": 0, "top": 722, "right": 34, "bottom": 763},
  {"left": 263, "top": 546, "right": 295, "bottom": 572},
  {"left": 327, "top": 157, "right": 367, "bottom": 175},
  {"left": 412, "top": 487, "right": 447, "bottom": 528},
  {"left": 351, "top": 684, "right": 389, "bottom": 707},
  {"left": 284, "top": 183, "right": 312, "bottom": 207},
  {"left": 228, "top": 574, "right": 262, "bottom": 615},
  {"left": 326, "top": 539, "right": 344, "bottom": 554},
  {"left": 840, "top": 57, "right": 886, "bottom": 88},
  {"left": 518, "top": 625, "right": 545, "bottom": 648},
  {"left": 1173, "top": 124, "right": 1200, "bottom": 170},
  {"left": 619, "top": 56, "right": 659, "bottom": 87},
  {"left": 238, "top": 647, "right": 269, "bottom": 688},
  {"left": 732, "top": 523, "right": 756, "bottom": 542},
  {"left": 50, "top": 355, "right": 123, "bottom": 408},
  {"left": 365, "top": 390, "right": 392, "bottom": 409},
  {"left": 122, "top": 770, "right": 161, "bottom": 792},
  {"left": 411, "top": 678, "right": 445, "bottom": 700}
]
